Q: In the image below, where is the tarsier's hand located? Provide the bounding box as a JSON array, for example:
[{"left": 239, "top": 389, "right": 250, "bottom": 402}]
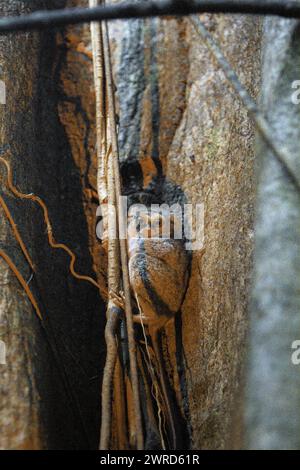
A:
[{"left": 127, "top": 206, "right": 189, "bottom": 330}]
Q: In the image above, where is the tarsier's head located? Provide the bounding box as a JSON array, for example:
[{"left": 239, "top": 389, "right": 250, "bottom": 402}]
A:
[{"left": 127, "top": 205, "right": 190, "bottom": 330}]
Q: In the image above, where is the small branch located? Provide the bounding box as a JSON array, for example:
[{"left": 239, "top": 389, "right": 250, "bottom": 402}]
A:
[{"left": 0, "top": 1, "right": 300, "bottom": 34}]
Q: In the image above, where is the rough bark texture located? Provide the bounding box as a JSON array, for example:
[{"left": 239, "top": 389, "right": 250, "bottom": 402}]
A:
[
  {"left": 246, "top": 16, "right": 300, "bottom": 450},
  {"left": 0, "top": 0, "right": 105, "bottom": 450},
  {"left": 110, "top": 10, "right": 261, "bottom": 449}
]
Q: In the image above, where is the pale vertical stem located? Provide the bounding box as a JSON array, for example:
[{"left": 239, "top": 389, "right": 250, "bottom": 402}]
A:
[
  {"left": 102, "top": 20, "right": 144, "bottom": 450},
  {"left": 89, "top": 0, "right": 107, "bottom": 202},
  {"left": 100, "top": 303, "right": 119, "bottom": 449},
  {"left": 99, "top": 147, "right": 120, "bottom": 449},
  {"left": 89, "top": 0, "right": 120, "bottom": 450},
  {"left": 114, "top": 354, "right": 129, "bottom": 449}
]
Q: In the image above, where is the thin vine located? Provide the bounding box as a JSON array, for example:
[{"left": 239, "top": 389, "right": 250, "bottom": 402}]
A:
[{"left": 0, "top": 155, "right": 100, "bottom": 290}]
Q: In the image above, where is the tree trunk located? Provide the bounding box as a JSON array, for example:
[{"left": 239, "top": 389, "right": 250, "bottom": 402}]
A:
[
  {"left": 111, "top": 11, "right": 261, "bottom": 449},
  {"left": 246, "top": 16, "right": 300, "bottom": 450},
  {"left": 0, "top": 0, "right": 105, "bottom": 450}
]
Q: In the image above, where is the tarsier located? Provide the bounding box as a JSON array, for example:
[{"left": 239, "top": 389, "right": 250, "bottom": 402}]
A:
[{"left": 127, "top": 203, "right": 190, "bottom": 449}]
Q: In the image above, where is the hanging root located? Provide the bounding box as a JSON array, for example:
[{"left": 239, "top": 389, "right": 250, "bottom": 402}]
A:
[
  {"left": 113, "top": 352, "right": 129, "bottom": 450},
  {"left": 89, "top": 0, "right": 108, "bottom": 206},
  {"left": 0, "top": 156, "right": 100, "bottom": 290},
  {"left": 89, "top": 1, "right": 124, "bottom": 449},
  {"left": 100, "top": 302, "right": 121, "bottom": 450},
  {"left": 90, "top": 0, "right": 144, "bottom": 450},
  {"left": 102, "top": 18, "right": 144, "bottom": 450}
]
